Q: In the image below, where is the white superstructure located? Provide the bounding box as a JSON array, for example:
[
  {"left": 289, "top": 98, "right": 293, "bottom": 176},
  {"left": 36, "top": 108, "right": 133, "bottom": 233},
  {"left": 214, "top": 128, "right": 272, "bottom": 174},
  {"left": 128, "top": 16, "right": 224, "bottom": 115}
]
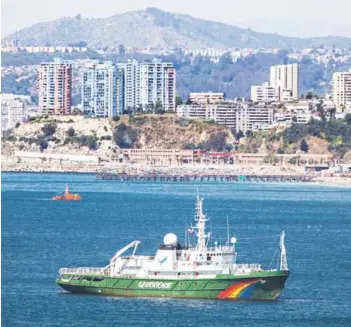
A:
[{"left": 60, "top": 194, "right": 287, "bottom": 279}]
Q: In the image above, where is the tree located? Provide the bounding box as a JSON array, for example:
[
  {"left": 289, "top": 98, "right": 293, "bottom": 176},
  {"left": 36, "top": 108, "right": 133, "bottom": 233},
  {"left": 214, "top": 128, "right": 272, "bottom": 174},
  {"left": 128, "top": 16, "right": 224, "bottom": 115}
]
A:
[
  {"left": 112, "top": 115, "right": 120, "bottom": 122},
  {"left": 235, "top": 130, "right": 244, "bottom": 141},
  {"left": 42, "top": 123, "right": 56, "bottom": 137},
  {"left": 175, "top": 95, "right": 183, "bottom": 107},
  {"left": 185, "top": 98, "right": 192, "bottom": 105},
  {"left": 245, "top": 130, "right": 253, "bottom": 137},
  {"left": 15, "top": 122, "right": 20, "bottom": 128},
  {"left": 300, "top": 139, "right": 309, "bottom": 153},
  {"left": 66, "top": 127, "right": 75, "bottom": 137},
  {"left": 118, "top": 45, "right": 125, "bottom": 54},
  {"left": 345, "top": 113, "right": 351, "bottom": 125},
  {"left": 155, "top": 100, "right": 163, "bottom": 112},
  {"left": 39, "top": 139, "right": 48, "bottom": 152},
  {"left": 305, "top": 91, "right": 313, "bottom": 100}
]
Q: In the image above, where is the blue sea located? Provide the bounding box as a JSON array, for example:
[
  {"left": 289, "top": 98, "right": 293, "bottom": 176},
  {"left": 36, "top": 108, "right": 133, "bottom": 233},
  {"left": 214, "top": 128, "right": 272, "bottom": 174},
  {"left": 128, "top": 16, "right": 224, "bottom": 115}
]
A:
[{"left": 2, "top": 172, "right": 351, "bottom": 327}]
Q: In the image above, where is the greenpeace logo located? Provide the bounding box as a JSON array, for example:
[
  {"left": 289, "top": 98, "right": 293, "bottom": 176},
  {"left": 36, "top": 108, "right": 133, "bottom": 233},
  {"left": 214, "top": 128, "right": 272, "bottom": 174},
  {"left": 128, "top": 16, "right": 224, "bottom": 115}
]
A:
[{"left": 138, "top": 282, "right": 172, "bottom": 289}]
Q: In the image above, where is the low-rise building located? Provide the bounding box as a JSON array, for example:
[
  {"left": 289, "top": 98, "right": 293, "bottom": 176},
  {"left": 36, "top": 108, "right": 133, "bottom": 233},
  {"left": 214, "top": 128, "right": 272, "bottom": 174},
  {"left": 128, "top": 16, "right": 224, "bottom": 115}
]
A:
[
  {"left": 251, "top": 82, "right": 276, "bottom": 102},
  {"left": 189, "top": 92, "right": 225, "bottom": 104},
  {"left": 121, "top": 149, "right": 194, "bottom": 165},
  {"left": 177, "top": 102, "right": 242, "bottom": 130},
  {"left": 236, "top": 104, "right": 275, "bottom": 132},
  {"left": 177, "top": 102, "right": 275, "bottom": 132}
]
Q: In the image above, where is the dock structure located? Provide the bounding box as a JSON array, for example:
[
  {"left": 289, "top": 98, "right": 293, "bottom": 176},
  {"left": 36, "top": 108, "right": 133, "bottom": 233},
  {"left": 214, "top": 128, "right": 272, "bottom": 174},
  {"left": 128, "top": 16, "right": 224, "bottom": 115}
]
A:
[{"left": 96, "top": 173, "right": 314, "bottom": 183}]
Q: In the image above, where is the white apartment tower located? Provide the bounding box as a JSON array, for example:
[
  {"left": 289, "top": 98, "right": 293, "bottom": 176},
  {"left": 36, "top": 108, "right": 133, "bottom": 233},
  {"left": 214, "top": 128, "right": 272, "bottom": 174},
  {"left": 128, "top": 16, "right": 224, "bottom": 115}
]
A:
[
  {"left": 117, "top": 59, "right": 141, "bottom": 111},
  {"left": 270, "top": 63, "right": 299, "bottom": 101},
  {"left": 38, "top": 58, "right": 72, "bottom": 115},
  {"left": 332, "top": 70, "right": 351, "bottom": 110},
  {"left": 1, "top": 94, "right": 27, "bottom": 134},
  {"left": 118, "top": 59, "right": 176, "bottom": 112},
  {"left": 81, "top": 61, "right": 124, "bottom": 117}
]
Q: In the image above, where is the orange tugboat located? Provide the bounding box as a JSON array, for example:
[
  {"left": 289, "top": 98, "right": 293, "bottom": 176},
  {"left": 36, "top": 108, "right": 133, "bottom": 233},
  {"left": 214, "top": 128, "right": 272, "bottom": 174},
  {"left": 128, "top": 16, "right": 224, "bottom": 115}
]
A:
[{"left": 52, "top": 184, "right": 82, "bottom": 201}]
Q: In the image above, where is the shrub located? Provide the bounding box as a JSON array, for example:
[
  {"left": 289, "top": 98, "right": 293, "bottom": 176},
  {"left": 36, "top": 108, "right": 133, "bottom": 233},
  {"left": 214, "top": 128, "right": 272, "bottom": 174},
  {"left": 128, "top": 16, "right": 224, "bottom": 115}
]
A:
[
  {"left": 66, "top": 126, "right": 75, "bottom": 137},
  {"left": 113, "top": 125, "right": 139, "bottom": 149},
  {"left": 100, "top": 135, "right": 112, "bottom": 141},
  {"left": 104, "top": 126, "right": 108, "bottom": 132},
  {"left": 68, "top": 119, "right": 74, "bottom": 123},
  {"left": 6, "top": 135, "right": 17, "bottom": 142},
  {"left": 245, "top": 130, "right": 253, "bottom": 138},
  {"left": 112, "top": 115, "right": 120, "bottom": 122},
  {"left": 18, "top": 144, "right": 25, "bottom": 150},
  {"left": 39, "top": 139, "right": 48, "bottom": 151},
  {"left": 183, "top": 143, "right": 197, "bottom": 149},
  {"left": 300, "top": 139, "right": 309, "bottom": 152},
  {"left": 15, "top": 122, "right": 20, "bottom": 128},
  {"left": 117, "top": 122, "right": 127, "bottom": 131},
  {"left": 42, "top": 123, "right": 56, "bottom": 137},
  {"left": 199, "top": 132, "right": 228, "bottom": 151}
]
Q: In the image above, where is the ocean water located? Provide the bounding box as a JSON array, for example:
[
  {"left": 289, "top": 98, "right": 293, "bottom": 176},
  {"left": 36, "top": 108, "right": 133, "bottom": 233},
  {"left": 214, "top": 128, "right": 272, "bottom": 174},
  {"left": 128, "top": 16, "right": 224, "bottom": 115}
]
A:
[{"left": 2, "top": 172, "right": 351, "bottom": 327}]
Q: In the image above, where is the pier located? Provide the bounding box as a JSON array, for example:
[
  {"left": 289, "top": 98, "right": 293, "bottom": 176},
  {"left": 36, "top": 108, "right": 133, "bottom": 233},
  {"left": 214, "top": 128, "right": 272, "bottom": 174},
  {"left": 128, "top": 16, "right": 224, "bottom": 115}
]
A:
[{"left": 96, "top": 173, "right": 314, "bottom": 183}]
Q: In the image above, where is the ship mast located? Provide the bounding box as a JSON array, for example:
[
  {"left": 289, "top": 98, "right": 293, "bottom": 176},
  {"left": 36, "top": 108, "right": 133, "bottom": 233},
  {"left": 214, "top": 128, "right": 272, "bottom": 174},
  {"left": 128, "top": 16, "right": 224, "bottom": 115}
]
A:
[
  {"left": 279, "top": 231, "right": 288, "bottom": 271},
  {"left": 195, "top": 192, "right": 208, "bottom": 251}
]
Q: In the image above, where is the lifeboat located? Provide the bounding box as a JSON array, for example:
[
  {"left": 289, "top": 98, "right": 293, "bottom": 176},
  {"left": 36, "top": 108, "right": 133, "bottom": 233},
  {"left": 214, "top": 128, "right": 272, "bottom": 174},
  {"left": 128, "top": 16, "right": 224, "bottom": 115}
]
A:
[{"left": 52, "top": 184, "right": 82, "bottom": 201}]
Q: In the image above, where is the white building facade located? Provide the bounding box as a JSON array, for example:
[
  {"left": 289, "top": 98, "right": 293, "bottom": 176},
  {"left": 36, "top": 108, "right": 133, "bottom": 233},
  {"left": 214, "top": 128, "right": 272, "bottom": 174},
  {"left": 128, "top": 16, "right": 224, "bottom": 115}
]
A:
[
  {"left": 177, "top": 102, "right": 274, "bottom": 132},
  {"left": 38, "top": 58, "right": 72, "bottom": 115},
  {"left": 270, "top": 63, "right": 299, "bottom": 101},
  {"left": 251, "top": 83, "right": 276, "bottom": 102},
  {"left": 1, "top": 94, "right": 28, "bottom": 134},
  {"left": 189, "top": 92, "right": 225, "bottom": 104},
  {"left": 332, "top": 70, "right": 351, "bottom": 111},
  {"left": 118, "top": 59, "right": 176, "bottom": 112},
  {"left": 81, "top": 61, "right": 124, "bottom": 117}
]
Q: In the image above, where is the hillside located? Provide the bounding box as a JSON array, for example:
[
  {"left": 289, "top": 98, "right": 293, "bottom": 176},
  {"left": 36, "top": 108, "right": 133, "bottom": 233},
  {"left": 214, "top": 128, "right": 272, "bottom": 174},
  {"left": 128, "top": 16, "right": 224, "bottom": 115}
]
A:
[
  {"left": 238, "top": 117, "right": 351, "bottom": 161},
  {"left": 3, "top": 51, "right": 351, "bottom": 100},
  {"left": 3, "top": 8, "right": 351, "bottom": 49},
  {"left": 1, "top": 114, "right": 234, "bottom": 158}
]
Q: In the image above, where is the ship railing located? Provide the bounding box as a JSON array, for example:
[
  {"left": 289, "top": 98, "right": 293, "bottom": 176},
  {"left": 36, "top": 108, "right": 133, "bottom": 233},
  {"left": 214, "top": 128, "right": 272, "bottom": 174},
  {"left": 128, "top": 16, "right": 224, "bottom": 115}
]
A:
[
  {"left": 233, "top": 264, "right": 262, "bottom": 275},
  {"left": 59, "top": 267, "right": 107, "bottom": 276}
]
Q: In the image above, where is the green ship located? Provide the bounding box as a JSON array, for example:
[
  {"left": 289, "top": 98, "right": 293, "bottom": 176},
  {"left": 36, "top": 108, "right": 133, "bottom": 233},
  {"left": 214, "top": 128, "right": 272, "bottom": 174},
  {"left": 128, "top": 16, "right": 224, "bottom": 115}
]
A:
[{"left": 57, "top": 194, "right": 289, "bottom": 300}]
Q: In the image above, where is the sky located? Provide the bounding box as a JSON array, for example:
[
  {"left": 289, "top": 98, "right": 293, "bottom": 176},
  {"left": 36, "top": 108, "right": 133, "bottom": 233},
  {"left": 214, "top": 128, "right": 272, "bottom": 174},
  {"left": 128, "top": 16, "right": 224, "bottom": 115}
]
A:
[{"left": 2, "top": 0, "right": 351, "bottom": 38}]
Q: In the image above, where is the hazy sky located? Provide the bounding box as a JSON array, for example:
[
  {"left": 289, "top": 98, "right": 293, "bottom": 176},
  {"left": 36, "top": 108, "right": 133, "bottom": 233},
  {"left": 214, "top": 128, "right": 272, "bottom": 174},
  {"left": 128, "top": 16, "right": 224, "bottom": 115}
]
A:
[{"left": 2, "top": 0, "right": 351, "bottom": 38}]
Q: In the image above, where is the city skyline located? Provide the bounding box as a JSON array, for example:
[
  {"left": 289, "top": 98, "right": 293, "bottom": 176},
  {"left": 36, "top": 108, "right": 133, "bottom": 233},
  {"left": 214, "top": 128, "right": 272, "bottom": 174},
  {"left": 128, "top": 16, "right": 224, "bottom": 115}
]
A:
[{"left": 2, "top": 0, "right": 351, "bottom": 38}]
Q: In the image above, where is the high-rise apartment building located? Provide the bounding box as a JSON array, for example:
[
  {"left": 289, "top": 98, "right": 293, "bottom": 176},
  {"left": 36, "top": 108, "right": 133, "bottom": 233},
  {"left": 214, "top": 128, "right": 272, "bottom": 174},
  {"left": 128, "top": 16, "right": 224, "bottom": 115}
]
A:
[
  {"left": 251, "top": 83, "right": 276, "bottom": 102},
  {"left": 117, "top": 59, "right": 141, "bottom": 111},
  {"left": 38, "top": 58, "right": 72, "bottom": 115},
  {"left": 118, "top": 58, "right": 176, "bottom": 112},
  {"left": 81, "top": 61, "right": 124, "bottom": 117},
  {"left": 332, "top": 70, "right": 351, "bottom": 110},
  {"left": 1, "top": 94, "right": 27, "bottom": 134},
  {"left": 270, "top": 63, "right": 299, "bottom": 101}
]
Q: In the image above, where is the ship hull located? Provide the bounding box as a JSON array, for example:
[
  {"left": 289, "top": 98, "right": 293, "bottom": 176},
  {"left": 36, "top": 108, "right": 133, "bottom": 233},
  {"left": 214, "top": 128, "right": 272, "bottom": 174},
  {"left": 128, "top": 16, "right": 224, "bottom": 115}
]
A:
[{"left": 57, "top": 271, "right": 289, "bottom": 301}]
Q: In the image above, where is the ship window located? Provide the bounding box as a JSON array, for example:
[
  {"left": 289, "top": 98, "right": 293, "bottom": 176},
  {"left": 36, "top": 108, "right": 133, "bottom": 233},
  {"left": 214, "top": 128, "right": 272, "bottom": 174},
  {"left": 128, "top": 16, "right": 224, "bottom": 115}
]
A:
[{"left": 93, "top": 276, "right": 104, "bottom": 282}]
